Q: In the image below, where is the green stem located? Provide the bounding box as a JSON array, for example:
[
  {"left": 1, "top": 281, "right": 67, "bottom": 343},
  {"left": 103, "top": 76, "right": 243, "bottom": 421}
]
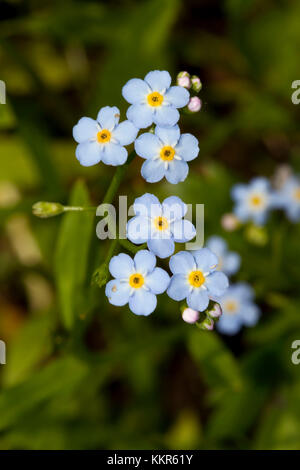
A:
[
  {"left": 63, "top": 205, "right": 97, "bottom": 212},
  {"left": 102, "top": 150, "right": 136, "bottom": 204}
]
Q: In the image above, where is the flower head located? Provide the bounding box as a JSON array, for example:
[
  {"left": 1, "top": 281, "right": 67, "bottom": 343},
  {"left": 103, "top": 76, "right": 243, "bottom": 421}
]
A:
[
  {"left": 122, "top": 70, "right": 190, "bottom": 129},
  {"left": 217, "top": 283, "right": 260, "bottom": 335},
  {"left": 73, "top": 106, "right": 138, "bottom": 167},
  {"left": 127, "top": 193, "right": 196, "bottom": 258},
  {"left": 273, "top": 174, "right": 300, "bottom": 222},
  {"left": 167, "top": 249, "right": 229, "bottom": 312},
  {"left": 231, "top": 177, "right": 273, "bottom": 226},
  {"left": 105, "top": 250, "right": 170, "bottom": 316},
  {"left": 182, "top": 307, "right": 199, "bottom": 324},
  {"left": 206, "top": 236, "right": 240, "bottom": 277},
  {"left": 135, "top": 125, "right": 199, "bottom": 184}
]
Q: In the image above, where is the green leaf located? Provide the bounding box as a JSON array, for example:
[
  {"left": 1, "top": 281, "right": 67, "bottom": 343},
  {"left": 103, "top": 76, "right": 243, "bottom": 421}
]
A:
[{"left": 54, "top": 180, "right": 94, "bottom": 329}]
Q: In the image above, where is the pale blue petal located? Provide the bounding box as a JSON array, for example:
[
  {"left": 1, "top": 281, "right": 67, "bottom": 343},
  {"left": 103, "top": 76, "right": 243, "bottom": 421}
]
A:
[
  {"left": 171, "top": 219, "right": 196, "bottom": 243},
  {"left": 162, "top": 196, "right": 187, "bottom": 220},
  {"left": 133, "top": 193, "right": 161, "bottom": 217},
  {"left": 187, "top": 289, "right": 209, "bottom": 312},
  {"left": 153, "top": 105, "right": 180, "bottom": 128},
  {"left": 127, "top": 104, "right": 153, "bottom": 128},
  {"left": 73, "top": 117, "right": 98, "bottom": 143},
  {"left": 105, "top": 279, "right": 131, "bottom": 306},
  {"left": 223, "top": 252, "right": 240, "bottom": 276},
  {"left": 146, "top": 267, "right": 170, "bottom": 294},
  {"left": 144, "top": 70, "right": 171, "bottom": 92},
  {"left": 141, "top": 158, "right": 165, "bottom": 183},
  {"left": 113, "top": 121, "right": 138, "bottom": 146},
  {"left": 134, "top": 249, "right": 156, "bottom": 274},
  {"left": 135, "top": 133, "right": 161, "bottom": 159},
  {"left": 193, "top": 248, "right": 218, "bottom": 272},
  {"left": 109, "top": 253, "right": 134, "bottom": 278},
  {"left": 127, "top": 216, "right": 151, "bottom": 244},
  {"left": 234, "top": 283, "right": 254, "bottom": 301},
  {"left": 217, "top": 314, "right": 242, "bottom": 335},
  {"left": 205, "top": 271, "right": 229, "bottom": 297},
  {"left": 169, "top": 251, "right": 195, "bottom": 275},
  {"left": 129, "top": 289, "right": 157, "bottom": 316},
  {"left": 206, "top": 236, "right": 227, "bottom": 257},
  {"left": 240, "top": 303, "right": 260, "bottom": 326},
  {"left": 75, "top": 141, "right": 102, "bottom": 167},
  {"left": 251, "top": 177, "right": 270, "bottom": 192},
  {"left": 122, "top": 78, "right": 149, "bottom": 104},
  {"left": 234, "top": 203, "right": 251, "bottom": 222},
  {"left": 155, "top": 125, "right": 180, "bottom": 146},
  {"left": 167, "top": 274, "right": 190, "bottom": 301},
  {"left": 165, "top": 160, "right": 189, "bottom": 184},
  {"left": 231, "top": 184, "right": 248, "bottom": 201},
  {"left": 97, "top": 106, "right": 120, "bottom": 130},
  {"left": 175, "top": 133, "right": 199, "bottom": 161},
  {"left": 164, "top": 86, "right": 190, "bottom": 108},
  {"left": 101, "top": 143, "right": 127, "bottom": 166},
  {"left": 147, "top": 238, "right": 175, "bottom": 259},
  {"left": 252, "top": 211, "right": 267, "bottom": 226}
]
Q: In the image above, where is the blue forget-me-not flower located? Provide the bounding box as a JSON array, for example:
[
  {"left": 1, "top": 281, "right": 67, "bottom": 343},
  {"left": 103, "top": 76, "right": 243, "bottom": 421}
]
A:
[
  {"left": 73, "top": 106, "right": 138, "bottom": 167},
  {"left": 206, "top": 236, "right": 240, "bottom": 277},
  {"left": 273, "top": 174, "right": 300, "bottom": 222},
  {"left": 127, "top": 193, "right": 196, "bottom": 259}
]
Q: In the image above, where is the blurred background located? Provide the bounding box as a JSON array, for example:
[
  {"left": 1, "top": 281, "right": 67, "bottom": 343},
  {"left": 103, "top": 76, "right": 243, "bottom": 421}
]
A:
[{"left": 1, "top": 0, "right": 300, "bottom": 450}]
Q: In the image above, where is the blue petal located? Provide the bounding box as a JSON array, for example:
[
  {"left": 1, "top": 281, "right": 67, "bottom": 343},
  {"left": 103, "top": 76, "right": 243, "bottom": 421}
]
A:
[
  {"left": 127, "top": 104, "right": 153, "bottom": 128},
  {"left": 141, "top": 158, "right": 165, "bottom": 183},
  {"left": 135, "top": 133, "right": 161, "bottom": 159},
  {"left": 234, "top": 283, "right": 254, "bottom": 301},
  {"left": 101, "top": 143, "right": 128, "bottom": 166},
  {"left": 134, "top": 249, "right": 156, "bottom": 274},
  {"left": 251, "top": 177, "right": 270, "bottom": 192},
  {"left": 193, "top": 248, "right": 218, "bottom": 272},
  {"left": 147, "top": 238, "right": 174, "bottom": 259},
  {"left": 133, "top": 193, "right": 161, "bottom": 217},
  {"left": 162, "top": 196, "right": 187, "bottom": 220},
  {"left": 217, "top": 314, "right": 242, "bottom": 335},
  {"left": 223, "top": 252, "right": 240, "bottom": 276},
  {"left": 144, "top": 70, "right": 171, "bottom": 92},
  {"left": 122, "top": 78, "right": 149, "bottom": 104},
  {"left": 109, "top": 253, "right": 134, "bottom": 278},
  {"left": 175, "top": 133, "right": 199, "bottom": 161},
  {"left": 240, "top": 303, "right": 260, "bottom": 326},
  {"left": 75, "top": 141, "right": 102, "bottom": 167},
  {"left": 167, "top": 274, "right": 190, "bottom": 301},
  {"left": 171, "top": 220, "right": 196, "bottom": 243},
  {"left": 252, "top": 211, "right": 267, "bottom": 226},
  {"left": 164, "top": 86, "right": 190, "bottom": 108},
  {"left": 153, "top": 105, "right": 180, "bottom": 128},
  {"left": 73, "top": 117, "right": 98, "bottom": 143},
  {"left": 129, "top": 289, "right": 157, "bottom": 316},
  {"left": 205, "top": 271, "right": 229, "bottom": 297},
  {"left": 165, "top": 160, "right": 189, "bottom": 184},
  {"left": 169, "top": 251, "right": 195, "bottom": 275},
  {"left": 234, "top": 203, "right": 251, "bottom": 222},
  {"left": 155, "top": 125, "right": 180, "bottom": 146},
  {"left": 231, "top": 184, "right": 248, "bottom": 202},
  {"left": 187, "top": 289, "right": 209, "bottom": 311},
  {"left": 97, "top": 106, "right": 120, "bottom": 130},
  {"left": 206, "top": 236, "right": 227, "bottom": 257},
  {"left": 127, "top": 216, "right": 151, "bottom": 244},
  {"left": 113, "top": 120, "right": 138, "bottom": 146},
  {"left": 105, "top": 279, "right": 131, "bottom": 306},
  {"left": 146, "top": 267, "right": 170, "bottom": 294}
]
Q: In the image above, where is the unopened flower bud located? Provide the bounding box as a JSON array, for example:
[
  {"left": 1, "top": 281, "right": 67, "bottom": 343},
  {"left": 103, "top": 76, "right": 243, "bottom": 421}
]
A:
[
  {"left": 207, "top": 303, "right": 222, "bottom": 319},
  {"left": 221, "top": 213, "right": 240, "bottom": 231},
  {"left": 32, "top": 201, "right": 64, "bottom": 218},
  {"left": 182, "top": 307, "right": 199, "bottom": 324},
  {"left": 177, "top": 71, "right": 191, "bottom": 89},
  {"left": 187, "top": 96, "right": 202, "bottom": 113},
  {"left": 191, "top": 75, "right": 202, "bottom": 93},
  {"left": 197, "top": 316, "right": 214, "bottom": 331},
  {"left": 245, "top": 224, "right": 268, "bottom": 246},
  {"left": 92, "top": 263, "right": 109, "bottom": 288}
]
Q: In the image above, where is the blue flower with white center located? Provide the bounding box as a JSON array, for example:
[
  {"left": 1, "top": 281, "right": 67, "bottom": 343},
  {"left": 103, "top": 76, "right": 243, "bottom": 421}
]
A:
[
  {"left": 105, "top": 250, "right": 170, "bottom": 316},
  {"left": 134, "top": 125, "right": 199, "bottom": 184},
  {"left": 73, "top": 106, "right": 138, "bottom": 167},
  {"left": 216, "top": 283, "right": 260, "bottom": 335},
  {"left": 167, "top": 249, "right": 229, "bottom": 312},
  {"left": 122, "top": 70, "right": 190, "bottom": 129},
  {"left": 231, "top": 177, "right": 273, "bottom": 226},
  {"left": 206, "top": 236, "right": 241, "bottom": 277},
  {"left": 273, "top": 175, "right": 300, "bottom": 222},
  {"left": 127, "top": 193, "right": 196, "bottom": 259}
]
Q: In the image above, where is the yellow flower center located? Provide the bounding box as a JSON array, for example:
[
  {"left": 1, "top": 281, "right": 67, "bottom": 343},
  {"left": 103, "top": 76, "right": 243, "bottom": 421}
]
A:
[
  {"left": 250, "top": 195, "right": 263, "bottom": 207},
  {"left": 160, "top": 146, "right": 175, "bottom": 161},
  {"left": 129, "top": 273, "right": 144, "bottom": 289},
  {"left": 147, "top": 91, "right": 164, "bottom": 107},
  {"left": 154, "top": 216, "right": 169, "bottom": 231},
  {"left": 97, "top": 129, "right": 111, "bottom": 143},
  {"left": 188, "top": 270, "right": 205, "bottom": 288},
  {"left": 293, "top": 187, "right": 300, "bottom": 201},
  {"left": 224, "top": 299, "right": 238, "bottom": 314}
]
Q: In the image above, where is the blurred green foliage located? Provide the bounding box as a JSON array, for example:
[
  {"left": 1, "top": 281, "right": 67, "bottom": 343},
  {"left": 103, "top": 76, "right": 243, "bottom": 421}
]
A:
[{"left": 0, "top": 0, "right": 300, "bottom": 450}]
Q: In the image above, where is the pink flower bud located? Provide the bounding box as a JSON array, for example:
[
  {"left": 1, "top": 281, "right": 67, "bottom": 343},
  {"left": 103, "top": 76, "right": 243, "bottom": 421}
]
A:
[
  {"left": 221, "top": 213, "right": 239, "bottom": 231},
  {"left": 202, "top": 317, "right": 214, "bottom": 330},
  {"left": 187, "top": 96, "right": 202, "bottom": 113},
  {"left": 182, "top": 308, "right": 199, "bottom": 324},
  {"left": 177, "top": 76, "right": 191, "bottom": 89},
  {"left": 208, "top": 303, "right": 222, "bottom": 319},
  {"left": 191, "top": 76, "right": 202, "bottom": 92}
]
